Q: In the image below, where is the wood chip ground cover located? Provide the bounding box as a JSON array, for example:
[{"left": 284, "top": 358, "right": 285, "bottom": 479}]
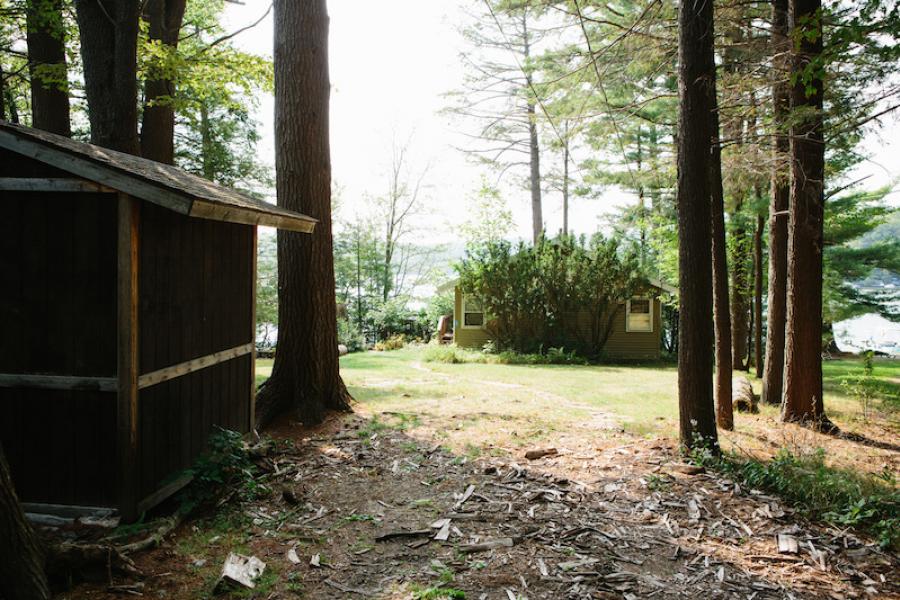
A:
[{"left": 58, "top": 413, "right": 898, "bottom": 599}]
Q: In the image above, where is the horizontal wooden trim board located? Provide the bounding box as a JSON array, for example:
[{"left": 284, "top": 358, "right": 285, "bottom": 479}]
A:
[
  {"left": 137, "top": 342, "right": 254, "bottom": 389},
  {"left": 0, "top": 373, "right": 117, "bottom": 392},
  {"left": 0, "top": 177, "right": 115, "bottom": 192},
  {"left": 190, "top": 199, "right": 316, "bottom": 234}
]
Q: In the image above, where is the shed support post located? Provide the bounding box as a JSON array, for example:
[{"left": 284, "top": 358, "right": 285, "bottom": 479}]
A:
[
  {"left": 249, "top": 227, "right": 258, "bottom": 431},
  {"left": 117, "top": 193, "right": 140, "bottom": 521}
]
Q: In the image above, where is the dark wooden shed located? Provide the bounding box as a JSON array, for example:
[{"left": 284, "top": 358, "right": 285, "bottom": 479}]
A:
[{"left": 0, "top": 121, "right": 315, "bottom": 521}]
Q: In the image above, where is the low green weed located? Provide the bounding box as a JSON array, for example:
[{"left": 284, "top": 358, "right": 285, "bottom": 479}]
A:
[{"left": 691, "top": 446, "right": 898, "bottom": 549}]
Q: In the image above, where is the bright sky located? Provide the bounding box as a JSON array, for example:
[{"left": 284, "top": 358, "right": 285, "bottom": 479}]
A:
[
  {"left": 222, "top": 1, "right": 634, "bottom": 244},
  {"left": 223, "top": 1, "right": 900, "bottom": 245}
]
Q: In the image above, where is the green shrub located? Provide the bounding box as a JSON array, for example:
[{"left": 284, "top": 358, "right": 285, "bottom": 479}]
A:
[
  {"left": 374, "top": 334, "right": 406, "bottom": 351},
  {"left": 424, "top": 345, "right": 486, "bottom": 364},
  {"left": 423, "top": 345, "right": 586, "bottom": 366},
  {"left": 338, "top": 318, "right": 366, "bottom": 352}
]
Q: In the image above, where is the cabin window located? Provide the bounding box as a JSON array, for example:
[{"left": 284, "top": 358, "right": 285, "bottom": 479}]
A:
[
  {"left": 462, "top": 296, "right": 485, "bottom": 328},
  {"left": 626, "top": 298, "right": 653, "bottom": 332}
]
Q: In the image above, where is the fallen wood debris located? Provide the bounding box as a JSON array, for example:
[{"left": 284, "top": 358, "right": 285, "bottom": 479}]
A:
[
  {"left": 459, "top": 537, "right": 515, "bottom": 553},
  {"left": 216, "top": 553, "right": 266, "bottom": 591},
  {"left": 375, "top": 529, "right": 432, "bottom": 542},
  {"left": 777, "top": 533, "right": 799, "bottom": 554},
  {"left": 524, "top": 447, "right": 558, "bottom": 460}
]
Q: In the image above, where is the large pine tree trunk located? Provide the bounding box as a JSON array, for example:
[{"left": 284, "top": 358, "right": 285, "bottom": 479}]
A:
[
  {"left": 0, "top": 443, "right": 50, "bottom": 600},
  {"left": 74, "top": 0, "right": 140, "bottom": 154},
  {"left": 782, "top": 0, "right": 831, "bottom": 429},
  {"left": 710, "top": 95, "right": 733, "bottom": 431},
  {"left": 140, "top": 0, "right": 186, "bottom": 163},
  {"left": 676, "top": 0, "right": 719, "bottom": 450},
  {"left": 762, "top": 0, "right": 790, "bottom": 405},
  {"left": 26, "top": 0, "right": 70, "bottom": 136},
  {"left": 255, "top": 0, "right": 352, "bottom": 428}
]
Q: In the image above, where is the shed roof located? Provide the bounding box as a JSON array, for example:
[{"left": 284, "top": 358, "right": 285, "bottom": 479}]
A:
[{"left": 0, "top": 121, "right": 316, "bottom": 233}]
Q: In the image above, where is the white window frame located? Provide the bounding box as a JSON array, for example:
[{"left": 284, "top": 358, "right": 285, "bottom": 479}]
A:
[
  {"left": 461, "top": 294, "right": 486, "bottom": 329},
  {"left": 625, "top": 297, "right": 654, "bottom": 333}
]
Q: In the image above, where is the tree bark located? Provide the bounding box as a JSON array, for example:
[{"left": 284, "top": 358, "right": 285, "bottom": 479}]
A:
[
  {"left": 782, "top": 0, "right": 831, "bottom": 429},
  {"left": 140, "top": 0, "right": 187, "bottom": 163},
  {"left": 26, "top": 0, "right": 70, "bottom": 136},
  {"left": 562, "top": 130, "right": 569, "bottom": 236},
  {"left": 255, "top": 0, "right": 352, "bottom": 428},
  {"left": 676, "top": 0, "right": 719, "bottom": 450},
  {"left": 0, "top": 62, "right": 6, "bottom": 121},
  {"left": 0, "top": 443, "right": 51, "bottom": 600},
  {"left": 710, "top": 94, "right": 733, "bottom": 431},
  {"left": 74, "top": 0, "right": 140, "bottom": 154},
  {"left": 754, "top": 212, "right": 764, "bottom": 378},
  {"left": 762, "top": 0, "right": 790, "bottom": 405}
]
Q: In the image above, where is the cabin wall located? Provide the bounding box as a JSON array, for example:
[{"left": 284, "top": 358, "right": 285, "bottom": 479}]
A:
[
  {"left": 137, "top": 203, "right": 254, "bottom": 502},
  {"left": 0, "top": 169, "right": 119, "bottom": 506},
  {"left": 453, "top": 287, "right": 661, "bottom": 359}
]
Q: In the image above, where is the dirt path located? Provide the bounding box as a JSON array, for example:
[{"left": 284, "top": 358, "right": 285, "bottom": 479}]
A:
[{"left": 63, "top": 410, "right": 897, "bottom": 599}]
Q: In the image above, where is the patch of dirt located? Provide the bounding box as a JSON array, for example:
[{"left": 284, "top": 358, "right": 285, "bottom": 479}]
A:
[{"left": 58, "top": 412, "right": 898, "bottom": 599}]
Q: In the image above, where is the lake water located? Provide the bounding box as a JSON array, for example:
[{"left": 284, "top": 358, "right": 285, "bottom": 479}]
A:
[{"left": 834, "top": 313, "right": 900, "bottom": 355}]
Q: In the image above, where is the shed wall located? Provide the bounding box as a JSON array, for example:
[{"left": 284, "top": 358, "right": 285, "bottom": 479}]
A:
[
  {"left": 136, "top": 203, "right": 254, "bottom": 502},
  {"left": 0, "top": 183, "right": 119, "bottom": 506}
]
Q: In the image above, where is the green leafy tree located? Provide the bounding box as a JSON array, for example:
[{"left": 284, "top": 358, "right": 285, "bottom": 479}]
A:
[{"left": 457, "top": 234, "right": 642, "bottom": 356}]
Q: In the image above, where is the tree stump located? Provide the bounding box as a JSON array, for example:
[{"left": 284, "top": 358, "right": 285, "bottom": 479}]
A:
[{"left": 732, "top": 376, "right": 758, "bottom": 412}]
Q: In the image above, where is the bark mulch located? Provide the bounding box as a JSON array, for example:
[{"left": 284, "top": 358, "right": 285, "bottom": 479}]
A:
[{"left": 55, "top": 412, "right": 898, "bottom": 599}]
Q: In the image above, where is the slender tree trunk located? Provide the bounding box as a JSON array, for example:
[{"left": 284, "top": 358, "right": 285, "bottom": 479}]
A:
[
  {"left": 754, "top": 212, "right": 764, "bottom": 378},
  {"left": 26, "top": 0, "right": 70, "bottom": 136},
  {"left": 0, "top": 62, "right": 6, "bottom": 121},
  {"left": 730, "top": 198, "right": 750, "bottom": 370},
  {"left": 0, "top": 443, "right": 50, "bottom": 600},
  {"left": 140, "top": 0, "right": 186, "bottom": 163},
  {"left": 711, "top": 94, "right": 733, "bottom": 431},
  {"left": 677, "top": 0, "right": 719, "bottom": 450},
  {"left": 255, "top": 0, "right": 352, "bottom": 428},
  {"left": 782, "top": 0, "right": 831, "bottom": 430},
  {"left": 522, "top": 15, "right": 542, "bottom": 244},
  {"left": 74, "top": 0, "right": 140, "bottom": 153},
  {"left": 2, "top": 60, "right": 19, "bottom": 123},
  {"left": 527, "top": 102, "right": 542, "bottom": 243},
  {"left": 199, "top": 101, "right": 214, "bottom": 179},
  {"left": 762, "top": 0, "right": 790, "bottom": 405}
]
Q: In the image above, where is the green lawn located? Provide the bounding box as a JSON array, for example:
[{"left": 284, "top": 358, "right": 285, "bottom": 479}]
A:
[
  {"left": 257, "top": 346, "right": 900, "bottom": 468},
  {"left": 256, "top": 346, "right": 898, "bottom": 440}
]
